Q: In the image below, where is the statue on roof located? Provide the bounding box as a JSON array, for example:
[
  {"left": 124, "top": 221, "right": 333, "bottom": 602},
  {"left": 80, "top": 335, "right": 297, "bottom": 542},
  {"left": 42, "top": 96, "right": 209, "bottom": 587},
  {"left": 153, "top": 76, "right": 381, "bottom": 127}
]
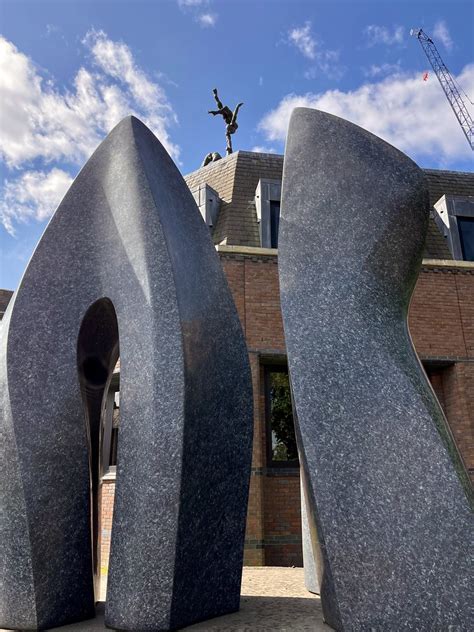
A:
[
  {"left": 201, "top": 151, "right": 222, "bottom": 168},
  {"left": 208, "top": 88, "right": 244, "bottom": 155}
]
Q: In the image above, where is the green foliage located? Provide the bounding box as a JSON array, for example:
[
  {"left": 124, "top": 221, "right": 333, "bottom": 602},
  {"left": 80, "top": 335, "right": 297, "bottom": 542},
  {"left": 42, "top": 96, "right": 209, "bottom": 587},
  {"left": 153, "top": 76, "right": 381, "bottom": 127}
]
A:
[{"left": 270, "top": 372, "right": 298, "bottom": 461}]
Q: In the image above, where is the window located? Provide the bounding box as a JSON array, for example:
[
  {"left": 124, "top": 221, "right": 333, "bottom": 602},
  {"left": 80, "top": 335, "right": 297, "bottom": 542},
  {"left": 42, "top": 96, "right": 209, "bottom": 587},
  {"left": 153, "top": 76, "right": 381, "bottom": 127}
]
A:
[
  {"left": 190, "top": 183, "right": 221, "bottom": 227},
  {"left": 458, "top": 216, "right": 474, "bottom": 261},
  {"left": 265, "top": 366, "right": 299, "bottom": 465},
  {"left": 255, "top": 179, "right": 282, "bottom": 248},
  {"left": 270, "top": 201, "right": 281, "bottom": 249},
  {"left": 433, "top": 195, "right": 474, "bottom": 261},
  {"left": 109, "top": 391, "right": 119, "bottom": 467},
  {"left": 101, "top": 384, "right": 120, "bottom": 476}
]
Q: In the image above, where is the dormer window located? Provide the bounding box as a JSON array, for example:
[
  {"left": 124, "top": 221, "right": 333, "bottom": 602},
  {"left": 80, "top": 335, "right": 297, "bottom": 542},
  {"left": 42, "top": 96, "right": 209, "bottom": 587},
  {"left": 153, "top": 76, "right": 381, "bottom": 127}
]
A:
[
  {"left": 190, "top": 183, "right": 221, "bottom": 228},
  {"left": 255, "top": 179, "right": 281, "bottom": 248},
  {"left": 269, "top": 201, "right": 281, "bottom": 249},
  {"left": 433, "top": 195, "right": 474, "bottom": 261}
]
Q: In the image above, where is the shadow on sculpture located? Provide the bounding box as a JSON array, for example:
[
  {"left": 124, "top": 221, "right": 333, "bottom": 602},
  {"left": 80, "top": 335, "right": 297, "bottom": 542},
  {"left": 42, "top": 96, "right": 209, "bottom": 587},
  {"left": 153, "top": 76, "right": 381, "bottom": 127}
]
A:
[
  {"left": 0, "top": 116, "right": 253, "bottom": 631},
  {"left": 279, "top": 107, "right": 473, "bottom": 631}
]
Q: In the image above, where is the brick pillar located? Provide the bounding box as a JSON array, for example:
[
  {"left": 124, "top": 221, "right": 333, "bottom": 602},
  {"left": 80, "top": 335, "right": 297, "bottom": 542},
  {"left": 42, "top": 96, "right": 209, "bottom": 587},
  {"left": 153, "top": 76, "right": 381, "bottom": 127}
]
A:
[
  {"left": 243, "top": 353, "right": 265, "bottom": 565},
  {"left": 98, "top": 476, "right": 116, "bottom": 578}
]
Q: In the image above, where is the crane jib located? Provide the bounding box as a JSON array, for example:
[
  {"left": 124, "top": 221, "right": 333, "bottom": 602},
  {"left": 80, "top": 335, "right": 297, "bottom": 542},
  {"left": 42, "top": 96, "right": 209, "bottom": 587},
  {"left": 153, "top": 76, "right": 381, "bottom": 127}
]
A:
[{"left": 411, "top": 27, "right": 474, "bottom": 151}]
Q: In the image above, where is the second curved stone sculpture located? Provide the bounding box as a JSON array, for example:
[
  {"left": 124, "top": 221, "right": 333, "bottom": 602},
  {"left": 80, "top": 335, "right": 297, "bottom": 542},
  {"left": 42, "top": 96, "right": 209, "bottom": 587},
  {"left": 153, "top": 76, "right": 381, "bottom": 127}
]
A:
[{"left": 279, "top": 108, "right": 473, "bottom": 631}]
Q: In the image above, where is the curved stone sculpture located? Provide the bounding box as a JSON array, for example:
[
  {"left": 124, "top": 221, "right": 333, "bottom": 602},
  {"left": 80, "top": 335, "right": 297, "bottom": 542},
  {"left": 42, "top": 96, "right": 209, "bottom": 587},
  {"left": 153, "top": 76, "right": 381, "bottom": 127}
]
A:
[
  {"left": 0, "top": 116, "right": 253, "bottom": 631},
  {"left": 279, "top": 108, "right": 473, "bottom": 631}
]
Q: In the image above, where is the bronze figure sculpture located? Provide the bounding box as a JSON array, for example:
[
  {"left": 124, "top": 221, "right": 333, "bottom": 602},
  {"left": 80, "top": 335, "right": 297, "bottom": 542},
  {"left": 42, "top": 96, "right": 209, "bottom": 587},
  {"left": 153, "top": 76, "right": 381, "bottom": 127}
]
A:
[
  {"left": 201, "top": 151, "right": 222, "bottom": 167},
  {"left": 208, "top": 88, "right": 243, "bottom": 155}
]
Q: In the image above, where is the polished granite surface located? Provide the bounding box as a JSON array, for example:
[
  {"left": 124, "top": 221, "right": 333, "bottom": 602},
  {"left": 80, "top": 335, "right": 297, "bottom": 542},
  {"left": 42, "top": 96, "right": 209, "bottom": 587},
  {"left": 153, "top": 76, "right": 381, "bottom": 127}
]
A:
[
  {"left": 279, "top": 107, "right": 473, "bottom": 631},
  {"left": 0, "top": 117, "right": 253, "bottom": 631}
]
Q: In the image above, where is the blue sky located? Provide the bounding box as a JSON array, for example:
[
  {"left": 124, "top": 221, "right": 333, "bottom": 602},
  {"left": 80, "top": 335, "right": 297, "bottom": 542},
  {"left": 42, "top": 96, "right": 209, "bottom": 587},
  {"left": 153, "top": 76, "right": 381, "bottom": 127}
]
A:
[{"left": 1, "top": 0, "right": 473, "bottom": 289}]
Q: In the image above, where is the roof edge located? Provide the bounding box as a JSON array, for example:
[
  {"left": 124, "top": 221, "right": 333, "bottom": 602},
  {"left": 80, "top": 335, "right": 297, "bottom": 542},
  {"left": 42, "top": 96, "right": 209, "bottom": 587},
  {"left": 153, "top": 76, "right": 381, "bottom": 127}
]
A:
[{"left": 216, "top": 245, "right": 474, "bottom": 269}]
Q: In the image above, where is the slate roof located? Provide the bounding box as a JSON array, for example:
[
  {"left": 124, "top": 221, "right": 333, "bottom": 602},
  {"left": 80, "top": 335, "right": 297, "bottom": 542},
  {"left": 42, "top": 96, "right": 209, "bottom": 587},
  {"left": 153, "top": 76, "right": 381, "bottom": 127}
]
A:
[
  {"left": 185, "top": 151, "right": 474, "bottom": 259},
  {"left": 185, "top": 152, "right": 283, "bottom": 247}
]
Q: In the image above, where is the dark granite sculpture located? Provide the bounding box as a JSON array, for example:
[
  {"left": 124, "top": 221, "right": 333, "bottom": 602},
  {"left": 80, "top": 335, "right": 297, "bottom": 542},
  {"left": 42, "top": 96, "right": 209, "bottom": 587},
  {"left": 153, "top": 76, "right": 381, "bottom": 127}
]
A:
[
  {"left": 279, "top": 107, "right": 473, "bottom": 631},
  {"left": 0, "top": 116, "right": 253, "bottom": 631}
]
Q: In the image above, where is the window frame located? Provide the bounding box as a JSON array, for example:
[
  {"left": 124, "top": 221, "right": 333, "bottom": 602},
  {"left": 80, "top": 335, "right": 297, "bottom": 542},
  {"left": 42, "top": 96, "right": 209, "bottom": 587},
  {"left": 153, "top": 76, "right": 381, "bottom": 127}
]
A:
[
  {"left": 255, "top": 179, "right": 282, "bottom": 249},
  {"left": 457, "top": 216, "right": 474, "bottom": 261},
  {"left": 269, "top": 200, "right": 281, "bottom": 249},
  {"left": 100, "top": 371, "right": 120, "bottom": 478},
  {"left": 433, "top": 195, "right": 474, "bottom": 261},
  {"left": 264, "top": 362, "right": 300, "bottom": 468}
]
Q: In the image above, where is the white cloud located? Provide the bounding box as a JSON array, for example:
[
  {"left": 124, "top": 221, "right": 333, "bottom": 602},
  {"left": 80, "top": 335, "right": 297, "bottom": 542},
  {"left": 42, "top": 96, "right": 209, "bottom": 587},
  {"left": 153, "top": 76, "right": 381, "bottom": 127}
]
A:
[
  {"left": 433, "top": 20, "right": 453, "bottom": 52},
  {"left": 364, "top": 25, "right": 404, "bottom": 46},
  {"left": 178, "top": 0, "right": 205, "bottom": 6},
  {"left": 364, "top": 62, "right": 402, "bottom": 77},
  {"left": 288, "top": 22, "right": 344, "bottom": 80},
  {"left": 0, "top": 32, "right": 179, "bottom": 170},
  {"left": 1, "top": 168, "right": 73, "bottom": 235},
  {"left": 197, "top": 13, "right": 217, "bottom": 27},
  {"left": 0, "top": 32, "right": 180, "bottom": 234},
  {"left": 177, "top": 0, "right": 217, "bottom": 28},
  {"left": 305, "top": 50, "right": 345, "bottom": 81},
  {"left": 288, "top": 22, "right": 316, "bottom": 60},
  {"left": 251, "top": 145, "right": 278, "bottom": 154},
  {"left": 46, "top": 24, "right": 60, "bottom": 36},
  {"left": 257, "top": 64, "right": 474, "bottom": 166}
]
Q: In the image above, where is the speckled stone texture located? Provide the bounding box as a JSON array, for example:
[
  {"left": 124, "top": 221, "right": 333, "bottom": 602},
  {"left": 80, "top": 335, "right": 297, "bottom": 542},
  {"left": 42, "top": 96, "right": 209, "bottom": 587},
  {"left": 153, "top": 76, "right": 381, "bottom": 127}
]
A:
[
  {"left": 0, "top": 116, "right": 253, "bottom": 631},
  {"left": 279, "top": 108, "right": 473, "bottom": 631}
]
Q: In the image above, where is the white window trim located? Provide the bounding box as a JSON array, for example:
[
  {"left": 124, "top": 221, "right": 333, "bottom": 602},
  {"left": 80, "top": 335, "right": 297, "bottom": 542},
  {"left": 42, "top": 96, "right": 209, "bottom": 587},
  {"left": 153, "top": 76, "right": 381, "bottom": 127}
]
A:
[{"left": 190, "top": 183, "right": 221, "bottom": 227}]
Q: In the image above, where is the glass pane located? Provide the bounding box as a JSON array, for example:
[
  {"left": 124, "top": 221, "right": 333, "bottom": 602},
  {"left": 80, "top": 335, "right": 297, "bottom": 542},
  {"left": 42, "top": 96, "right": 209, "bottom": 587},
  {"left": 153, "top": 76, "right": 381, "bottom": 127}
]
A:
[
  {"left": 270, "top": 201, "right": 280, "bottom": 249},
  {"left": 109, "top": 394, "right": 119, "bottom": 466},
  {"left": 268, "top": 370, "right": 298, "bottom": 462},
  {"left": 458, "top": 216, "right": 474, "bottom": 261}
]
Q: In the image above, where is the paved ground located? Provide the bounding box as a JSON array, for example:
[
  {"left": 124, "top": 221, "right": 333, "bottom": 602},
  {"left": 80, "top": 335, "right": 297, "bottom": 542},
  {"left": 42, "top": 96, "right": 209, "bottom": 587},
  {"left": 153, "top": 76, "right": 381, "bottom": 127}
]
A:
[{"left": 2, "top": 568, "right": 329, "bottom": 631}]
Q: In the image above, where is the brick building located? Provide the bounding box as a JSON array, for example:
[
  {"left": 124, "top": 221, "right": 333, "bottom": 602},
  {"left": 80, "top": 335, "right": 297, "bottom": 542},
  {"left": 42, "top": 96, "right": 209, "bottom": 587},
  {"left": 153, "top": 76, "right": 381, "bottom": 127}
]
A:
[{"left": 1, "top": 152, "right": 473, "bottom": 575}]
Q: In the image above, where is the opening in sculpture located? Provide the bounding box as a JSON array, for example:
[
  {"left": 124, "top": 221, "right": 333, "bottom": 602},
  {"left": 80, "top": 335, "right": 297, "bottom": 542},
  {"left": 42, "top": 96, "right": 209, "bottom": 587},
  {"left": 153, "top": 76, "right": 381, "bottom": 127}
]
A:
[{"left": 77, "top": 297, "right": 120, "bottom": 594}]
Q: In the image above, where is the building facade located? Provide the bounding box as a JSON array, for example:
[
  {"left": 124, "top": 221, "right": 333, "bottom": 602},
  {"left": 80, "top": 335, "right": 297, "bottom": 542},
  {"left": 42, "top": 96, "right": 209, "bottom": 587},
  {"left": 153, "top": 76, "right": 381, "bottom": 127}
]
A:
[{"left": 1, "top": 152, "right": 473, "bottom": 574}]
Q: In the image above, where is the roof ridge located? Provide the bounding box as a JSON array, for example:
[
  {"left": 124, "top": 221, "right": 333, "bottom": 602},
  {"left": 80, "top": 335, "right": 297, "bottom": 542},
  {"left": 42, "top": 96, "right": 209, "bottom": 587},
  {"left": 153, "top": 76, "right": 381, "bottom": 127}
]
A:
[{"left": 423, "top": 168, "right": 474, "bottom": 177}]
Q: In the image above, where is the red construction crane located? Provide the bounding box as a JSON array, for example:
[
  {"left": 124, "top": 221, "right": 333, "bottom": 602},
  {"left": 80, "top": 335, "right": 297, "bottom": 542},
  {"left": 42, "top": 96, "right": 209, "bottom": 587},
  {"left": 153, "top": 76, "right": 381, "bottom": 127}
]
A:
[{"left": 411, "top": 27, "right": 474, "bottom": 150}]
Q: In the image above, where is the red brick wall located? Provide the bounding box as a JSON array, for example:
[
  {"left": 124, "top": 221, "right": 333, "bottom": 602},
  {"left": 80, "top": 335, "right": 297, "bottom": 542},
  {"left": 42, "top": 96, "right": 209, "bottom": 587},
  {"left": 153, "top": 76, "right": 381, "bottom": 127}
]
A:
[
  {"left": 410, "top": 267, "right": 474, "bottom": 477},
  {"left": 98, "top": 478, "right": 115, "bottom": 577},
  {"left": 409, "top": 268, "right": 470, "bottom": 357},
  {"left": 221, "top": 255, "right": 301, "bottom": 564},
  {"left": 244, "top": 353, "right": 266, "bottom": 565},
  {"left": 440, "top": 362, "right": 474, "bottom": 473},
  {"left": 244, "top": 258, "right": 286, "bottom": 351},
  {"left": 263, "top": 475, "right": 302, "bottom": 566}
]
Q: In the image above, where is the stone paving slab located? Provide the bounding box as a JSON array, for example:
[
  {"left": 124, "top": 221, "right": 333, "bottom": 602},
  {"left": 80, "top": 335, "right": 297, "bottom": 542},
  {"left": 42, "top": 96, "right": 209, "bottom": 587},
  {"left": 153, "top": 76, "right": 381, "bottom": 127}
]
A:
[{"left": 1, "top": 568, "right": 329, "bottom": 631}]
